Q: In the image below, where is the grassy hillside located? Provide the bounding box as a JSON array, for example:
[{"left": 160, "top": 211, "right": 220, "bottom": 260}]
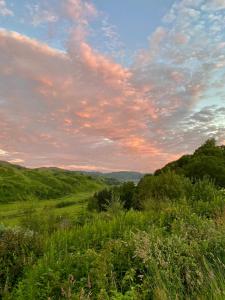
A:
[
  {"left": 155, "top": 139, "right": 225, "bottom": 187},
  {"left": 1, "top": 141, "right": 225, "bottom": 299},
  {"left": 0, "top": 161, "right": 105, "bottom": 203}
]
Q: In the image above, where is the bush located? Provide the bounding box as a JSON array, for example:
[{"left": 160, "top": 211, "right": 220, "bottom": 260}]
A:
[
  {"left": 88, "top": 188, "right": 114, "bottom": 211},
  {"left": 135, "top": 171, "right": 192, "bottom": 209},
  {"left": 190, "top": 177, "right": 220, "bottom": 202},
  {"left": 188, "top": 178, "right": 225, "bottom": 218},
  {"left": 88, "top": 182, "right": 136, "bottom": 212}
]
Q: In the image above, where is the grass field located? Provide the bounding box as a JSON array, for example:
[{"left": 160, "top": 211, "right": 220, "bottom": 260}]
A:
[
  {"left": 1, "top": 142, "right": 225, "bottom": 299},
  {"left": 0, "top": 191, "right": 94, "bottom": 226}
]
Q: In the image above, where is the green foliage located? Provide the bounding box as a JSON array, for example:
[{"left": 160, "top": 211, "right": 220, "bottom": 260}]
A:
[
  {"left": 0, "top": 225, "right": 42, "bottom": 297},
  {"left": 19, "top": 207, "right": 71, "bottom": 234},
  {"left": 88, "top": 188, "right": 114, "bottom": 211},
  {"left": 54, "top": 200, "right": 77, "bottom": 208},
  {"left": 119, "top": 182, "right": 136, "bottom": 209},
  {"left": 89, "top": 170, "right": 224, "bottom": 214},
  {"left": 135, "top": 171, "right": 192, "bottom": 209},
  {"left": 156, "top": 139, "right": 225, "bottom": 187},
  {"left": 88, "top": 182, "right": 136, "bottom": 212},
  {"left": 190, "top": 177, "right": 220, "bottom": 202},
  {"left": 9, "top": 207, "right": 225, "bottom": 300}
]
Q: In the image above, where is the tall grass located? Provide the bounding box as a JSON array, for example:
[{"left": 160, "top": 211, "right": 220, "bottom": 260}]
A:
[{"left": 8, "top": 201, "right": 225, "bottom": 300}]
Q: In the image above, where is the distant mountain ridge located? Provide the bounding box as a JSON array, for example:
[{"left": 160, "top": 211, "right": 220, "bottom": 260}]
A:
[{"left": 80, "top": 171, "right": 144, "bottom": 183}]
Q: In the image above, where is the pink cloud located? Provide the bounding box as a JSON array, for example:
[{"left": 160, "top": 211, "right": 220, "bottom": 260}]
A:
[
  {"left": 77, "top": 42, "right": 131, "bottom": 88},
  {"left": 0, "top": 29, "right": 161, "bottom": 172},
  {"left": 0, "top": 0, "right": 225, "bottom": 172},
  {"left": 63, "top": 0, "right": 98, "bottom": 21}
]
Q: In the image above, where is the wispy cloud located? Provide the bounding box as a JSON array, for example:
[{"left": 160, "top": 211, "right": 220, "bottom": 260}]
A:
[
  {"left": 0, "top": 0, "right": 13, "bottom": 16},
  {"left": 132, "top": 0, "right": 225, "bottom": 154},
  {"left": 26, "top": 3, "right": 58, "bottom": 26}
]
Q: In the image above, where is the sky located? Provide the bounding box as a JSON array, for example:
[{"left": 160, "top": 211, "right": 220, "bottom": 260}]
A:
[{"left": 0, "top": 0, "right": 225, "bottom": 173}]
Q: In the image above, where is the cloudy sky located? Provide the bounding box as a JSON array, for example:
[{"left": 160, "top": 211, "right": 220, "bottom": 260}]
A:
[{"left": 0, "top": 0, "right": 225, "bottom": 172}]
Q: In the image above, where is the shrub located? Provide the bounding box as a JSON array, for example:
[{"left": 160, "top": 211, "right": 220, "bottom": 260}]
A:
[
  {"left": 88, "top": 182, "right": 136, "bottom": 212},
  {"left": 190, "top": 177, "right": 220, "bottom": 202},
  {"left": 135, "top": 171, "right": 192, "bottom": 209},
  {"left": 88, "top": 188, "right": 114, "bottom": 211}
]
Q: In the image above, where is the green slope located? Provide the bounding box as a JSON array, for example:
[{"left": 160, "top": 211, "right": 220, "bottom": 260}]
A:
[
  {"left": 0, "top": 161, "right": 105, "bottom": 203},
  {"left": 155, "top": 139, "right": 225, "bottom": 187}
]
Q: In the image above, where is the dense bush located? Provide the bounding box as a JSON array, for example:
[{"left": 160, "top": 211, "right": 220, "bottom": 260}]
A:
[
  {"left": 88, "top": 182, "right": 136, "bottom": 211},
  {"left": 135, "top": 171, "right": 192, "bottom": 209},
  {"left": 88, "top": 188, "right": 114, "bottom": 211}
]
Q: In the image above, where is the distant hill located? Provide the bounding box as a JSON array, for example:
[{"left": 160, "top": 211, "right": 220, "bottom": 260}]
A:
[
  {"left": 80, "top": 171, "right": 144, "bottom": 184},
  {"left": 155, "top": 139, "right": 225, "bottom": 187},
  {"left": 0, "top": 161, "right": 105, "bottom": 203}
]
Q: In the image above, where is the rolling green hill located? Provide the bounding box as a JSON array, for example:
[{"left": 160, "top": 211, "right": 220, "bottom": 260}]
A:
[
  {"left": 155, "top": 139, "right": 225, "bottom": 187},
  {"left": 0, "top": 161, "right": 105, "bottom": 203}
]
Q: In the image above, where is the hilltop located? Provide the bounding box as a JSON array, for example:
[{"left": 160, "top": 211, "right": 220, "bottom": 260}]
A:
[
  {"left": 155, "top": 139, "right": 225, "bottom": 187},
  {"left": 0, "top": 161, "right": 105, "bottom": 203}
]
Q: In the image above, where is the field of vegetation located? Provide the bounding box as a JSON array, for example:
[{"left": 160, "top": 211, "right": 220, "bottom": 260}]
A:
[
  {"left": 0, "top": 192, "right": 95, "bottom": 226},
  {"left": 0, "top": 139, "right": 225, "bottom": 299}
]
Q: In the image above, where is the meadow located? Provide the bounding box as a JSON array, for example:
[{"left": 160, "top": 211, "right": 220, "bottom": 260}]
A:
[
  {"left": 0, "top": 191, "right": 92, "bottom": 226},
  {"left": 0, "top": 140, "right": 225, "bottom": 299}
]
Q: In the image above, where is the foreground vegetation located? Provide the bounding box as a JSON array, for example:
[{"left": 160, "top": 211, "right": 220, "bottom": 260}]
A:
[
  {"left": 0, "top": 140, "right": 225, "bottom": 299},
  {"left": 1, "top": 192, "right": 225, "bottom": 299}
]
